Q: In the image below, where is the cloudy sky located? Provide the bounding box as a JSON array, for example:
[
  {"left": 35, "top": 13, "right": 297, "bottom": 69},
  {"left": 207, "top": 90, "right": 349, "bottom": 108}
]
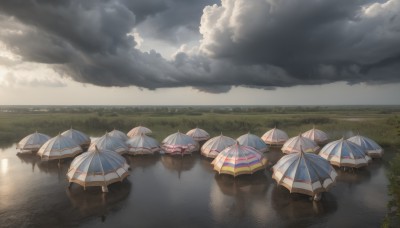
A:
[{"left": 0, "top": 0, "right": 399, "bottom": 105}]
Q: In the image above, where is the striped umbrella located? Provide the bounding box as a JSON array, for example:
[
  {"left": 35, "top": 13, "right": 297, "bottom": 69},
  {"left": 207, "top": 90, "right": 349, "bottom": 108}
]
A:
[
  {"left": 211, "top": 142, "right": 268, "bottom": 177},
  {"left": 237, "top": 133, "right": 268, "bottom": 153},
  {"left": 272, "top": 149, "right": 337, "bottom": 197},
  {"left": 281, "top": 134, "right": 319, "bottom": 154},
  {"left": 261, "top": 127, "right": 289, "bottom": 146},
  {"left": 186, "top": 127, "right": 210, "bottom": 141},
  {"left": 127, "top": 126, "right": 152, "bottom": 137},
  {"left": 108, "top": 129, "right": 129, "bottom": 141},
  {"left": 302, "top": 126, "right": 329, "bottom": 144},
  {"left": 319, "top": 138, "right": 371, "bottom": 168},
  {"left": 67, "top": 146, "right": 130, "bottom": 192},
  {"left": 162, "top": 131, "right": 198, "bottom": 155},
  {"left": 61, "top": 128, "right": 91, "bottom": 149},
  {"left": 126, "top": 133, "right": 161, "bottom": 155},
  {"left": 88, "top": 133, "right": 128, "bottom": 155},
  {"left": 17, "top": 131, "right": 51, "bottom": 152},
  {"left": 201, "top": 133, "right": 236, "bottom": 158},
  {"left": 347, "top": 135, "right": 383, "bottom": 158},
  {"left": 37, "top": 134, "right": 82, "bottom": 161}
]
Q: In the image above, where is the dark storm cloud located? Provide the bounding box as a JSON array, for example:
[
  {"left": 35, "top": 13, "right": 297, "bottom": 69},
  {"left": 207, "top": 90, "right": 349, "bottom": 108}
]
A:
[{"left": 0, "top": 0, "right": 399, "bottom": 93}]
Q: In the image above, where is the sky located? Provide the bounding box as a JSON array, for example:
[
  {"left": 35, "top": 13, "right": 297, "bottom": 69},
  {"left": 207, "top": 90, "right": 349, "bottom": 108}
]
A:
[{"left": 0, "top": 0, "right": 399, "bottom": 105}]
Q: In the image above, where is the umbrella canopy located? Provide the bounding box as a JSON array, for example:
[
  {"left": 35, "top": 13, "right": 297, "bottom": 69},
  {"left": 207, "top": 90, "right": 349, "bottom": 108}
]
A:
[
  {"left": 17, "top": 131, "right": 51, "bottom": 152},
  {"left": 261, "top": 127, "right": 289, "bottom": 146},
  {"left": 347, "top": 135, "right": 383, "bottom": 158},
  {"left": 211, "top": 142, "right": 268, "bottom": 177},
  {"left": 186, "top": 127, "right": 210, "bottom": 141},
  {"left": 37, "top": 134, "right": 82, "bottom": 161},
  {"left": 67, "top": 147, "right": 130, "bottom": 191},
  {"left": 127, "top": 126, "right": 152, "bottom": 137},
  {"left": 201, "top": 133, "right": 236, "bottom": 158},
  {"left": 61, "top": 128, "right": 91, "bottom": 149},
  {"left": 319, "top": 138, "right": 371, "bottom": 168},
  {"left": 281, "top": 134, "right": 319, "bottom": 154},
  {"left": 108, "top": 129, "right": 129, "bottom": 141},
  {"left": 302, "top": 126, "right": 329, "bottom": 144},
  {"left": 237, "top": 133, "right": 268, "bottom": 153},
  {"left": 88, "top": 133, "right": 128, "bottom": 155},
  {"left": 161, "top": 131, "right": 198, "bottom": 155},
  {"left": 126, "top": 133, "right": 161, "bottom": 155},
  {"left": 272, "top": 150, "right": 337, "bottom": 196}
]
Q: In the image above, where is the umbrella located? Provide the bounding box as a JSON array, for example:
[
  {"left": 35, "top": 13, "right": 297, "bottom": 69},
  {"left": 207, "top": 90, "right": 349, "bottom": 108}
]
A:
[
  {"left": 319, "top": 138, "right": 371, "bottom": 168},
  {"left": 261, "top": 127, "right": 289, "bottom": 146},
  {"left": 88, "top": 133, "right": 128, "bottom": 155},
  {"left": 17, "top": 131, "right": 51, "bottom": 152},
  {"left": 211, "top": 142, "right": 267, "bottom": 177},
  {"left": 272, "top": 149, "right": 337, "bottom": 198},
  {"left": 161, "top": 131, "right": 198, "bottom": 155},
  {"left": 302, "top": 126, "right": 329, "bottom": 144},
  {"left": 347, "top": 135, "right": 383, "bottom": 158},
  {"left": 186, "top": 127, "right": 210, "bottom": 141},
  {"left": 237, "top": 133, "right": 268, "bottom": 153},
  {"left": 127, "top": 126, "right": 152, "bottom": 137},
  {"left": 61, "top": 128, "right": 91, "bottom": 149},
  {"left": 37, "top": 134, "right": 82, "bottom": 161},
  {"left": 281, "top": 134, "right": 319, "bottom": 154},
  {"left": 67, "top": 146, "right": 130, "bottom": 192},
  {"left": 126, "top": 133, "right": 161, "bottom": 155},
  {"left": 201, "top": 133, "right": 236, "bottom": 158},
  {"left": 108, "top": 129, "right": 129, "bottom": 141}
]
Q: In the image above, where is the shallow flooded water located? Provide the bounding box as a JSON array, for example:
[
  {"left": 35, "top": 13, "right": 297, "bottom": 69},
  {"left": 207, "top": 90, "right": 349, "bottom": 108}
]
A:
[{"left": 0, "top": 144, "right": 391, "bottom": 227}]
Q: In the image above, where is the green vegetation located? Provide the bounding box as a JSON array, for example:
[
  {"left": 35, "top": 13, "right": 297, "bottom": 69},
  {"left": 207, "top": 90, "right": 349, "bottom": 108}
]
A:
[{"left": 382, "top": 153, "right": 400, "bottom": 228}]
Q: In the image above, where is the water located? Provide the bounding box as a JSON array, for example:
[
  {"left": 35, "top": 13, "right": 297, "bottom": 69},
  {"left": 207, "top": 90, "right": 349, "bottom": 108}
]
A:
[{"left": 0, "top": 144, "right": 391, "bottom": 227}]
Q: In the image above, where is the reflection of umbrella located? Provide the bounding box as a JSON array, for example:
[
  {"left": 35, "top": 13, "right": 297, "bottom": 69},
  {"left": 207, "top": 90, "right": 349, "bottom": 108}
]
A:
[
  {"left": 88, "top": 133, "right": 128, "bottom": 155},
  {"left": 161, "top": 131, "right": 198, "bottom": 155},
  {"left": 126, "top": 133, "right": 161, "bottom": 155},
  {"left": 261, "top": 127, "right": 289, "bottom": 146},
  {"left": 127, "top": 126, "right": 152, "bottom": 137},
  {"left": 201, "top": 133, "right": 236, "bottom": 158},
  {"left": 301, "top": 126, "right": 329, "bottom": 144},
  {"left": 237, "top": 133, "right": 268, "bottom": 153},
  {"left": 214, "top": 173, "right": 269, "bottom": 196},
  {"left": 67, "top": 147, "right": 130, "bottom": 192},
  {"left": 61, "top": 128, "right": 91, "bottom": 149},
  {"left": 347, "top": 135, "right": 383, "bottom": 158},
  {"left": 37, "top": 134, "right": 82, "bottom": 161},
  {"left": 126, "top": 155, "right": 161, "bottom": 170},
  {"left": 211, "top": 142, "right": 267, "bottom": 177},
  {"left": 108, "top": 129, "right": 129, "bottom": 141},
  {"left": 272, "top": 150, "right": 337, "bottom": 197},
  {"left": 16, "top": 131, "right": 51, "bottom": 152},
  {"left": 319, "top": 138, "right": 371, "bottom": 168},
  {"left": 161, "top": 155, "right": 196, "bottom": 178},
  {"left": 281, "top": 134, "right": 319, "bottom": 154},
  {"left": 186, "top": 127, "right": 210, "bottom": 141}
]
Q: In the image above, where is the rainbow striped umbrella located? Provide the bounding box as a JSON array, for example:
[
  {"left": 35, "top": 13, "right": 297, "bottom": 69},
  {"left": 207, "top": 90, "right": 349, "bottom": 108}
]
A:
[
  {"left": 302, "top": 126, "right": 329, "bottom": 144},
  {"left": 237, "top": 133, "right": 268, "bottom": 153},
  {"left": 281, "top": 134, "right": 319, "bottom": 154},
  {"left": 211, "top": 142, "right": 267, "bottom": 177},
  {"left": 319, "top": 138, "right": 371, "bottom": 168},
  {"left": 162, "top": 131, "right": 198, "bottom": 155},
  {"left": 186, "top": 127, "right": 210, "bottom": 141},
  {"left": 261, "top": 127, "right": 289, "bottom": 146},
  {"left": 347, "top": 135, "right": 383, "bottom": 158},
  {"left": 126, "top": 133, "right": 161, "bottom": 155},
  {"left": 61, "top": 128, "right": 91, "bottom": 149},
  {"left": 127, "top": 126, "right": 152, "bottom": 137},
  {"left": 17, "top": 131, "right": 51, "bottom": 152},
  {"left": 201, "top": 133, "right": 236, "bottom": 158},
  {"left": 37, "top": 134, "right": 82, "bottom": 161}
]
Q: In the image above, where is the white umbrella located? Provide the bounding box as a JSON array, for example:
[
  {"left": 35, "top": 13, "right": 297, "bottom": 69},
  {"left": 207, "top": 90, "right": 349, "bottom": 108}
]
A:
[
  {"left": 37, "top": 134, "right": 82, "bottom": 161},
  {"left": 272, "top": 149, "right": 337, "bottom": 199},
  {"left": 237, "top": 133, "right": 268, "bottom": 153},
  {"left": 319, "top": 138, "right": 371, "bottom": 168},
  {"left": 126, "top": 133, "right": 161, "bottom": 155},
  {"left": 302, "top": 126, "right": 329, "bottom": 144},
  {"left": 67, "top": 146, "right": 130, "bottom": 192},
  {"left": 347, "top": 135, "right": 383, "bottom": 158},
  {"left": 108, "top": 129, "right": 129, "bottom": 141},
  {"left": 261, "top": 127, "right": 289, "bottom": 146},
  {"left": 281, "top": 134, "right": 319, "bottom": 154},
  {"left": 61, "top": 128, "right": 91, "bottom": 149},
  {"left": 88, "top": 133, "right": 128, "bottom": 155},
  {"left": 127, "top": 126, "right": 152, "bottom": 137},
  {"left": 186, "top": 127, "right": 210, "bottom": 141},
  {"left": 162, "top": 131, "right": 198, "bottom": 155},
  {"left": 17, "top": 131, "right": 51, "bottom": 152},
  {"left": 201, "top": 133, "right": 236, "bottom": 158}
]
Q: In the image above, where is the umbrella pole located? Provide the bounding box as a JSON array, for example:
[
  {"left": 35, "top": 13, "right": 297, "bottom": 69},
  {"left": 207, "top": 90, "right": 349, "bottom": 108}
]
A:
[
  {"left": 313, "top": 192, "right": 322, "bottom": 201},
  {"left": 102, "top": 186, "right": 109, "bottom": 193}
]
